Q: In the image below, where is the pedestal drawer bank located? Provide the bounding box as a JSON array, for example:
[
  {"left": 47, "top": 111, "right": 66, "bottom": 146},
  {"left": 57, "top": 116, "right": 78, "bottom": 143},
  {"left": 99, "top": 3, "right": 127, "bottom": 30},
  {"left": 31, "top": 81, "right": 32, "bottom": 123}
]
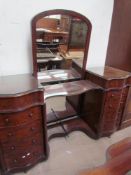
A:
[{"left": 0, "top": 74, "right": 48, "bottom": 175}]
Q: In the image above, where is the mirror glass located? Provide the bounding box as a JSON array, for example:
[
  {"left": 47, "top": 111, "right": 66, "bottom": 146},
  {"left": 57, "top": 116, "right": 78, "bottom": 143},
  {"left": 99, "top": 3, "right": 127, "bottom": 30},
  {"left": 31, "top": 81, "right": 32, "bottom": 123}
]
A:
[{"left": 32, "top": 10, "right": 91, "bottom": 85}]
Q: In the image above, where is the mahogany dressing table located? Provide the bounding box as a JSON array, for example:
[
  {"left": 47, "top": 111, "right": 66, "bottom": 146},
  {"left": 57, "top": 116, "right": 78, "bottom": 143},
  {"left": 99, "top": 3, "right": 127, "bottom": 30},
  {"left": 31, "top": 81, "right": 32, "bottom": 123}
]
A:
[{"left": 0, "top": 9, "right": 131, "bottom": 175}]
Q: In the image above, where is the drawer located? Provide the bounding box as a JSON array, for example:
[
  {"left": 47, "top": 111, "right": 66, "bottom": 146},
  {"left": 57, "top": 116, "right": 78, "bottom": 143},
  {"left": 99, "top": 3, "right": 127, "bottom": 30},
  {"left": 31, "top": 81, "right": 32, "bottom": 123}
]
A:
[
  {"left": 0, "top": 133, "right": 44, "bottom": 156},
  {"left": 100, "top": 91, "right": 122, "bottom": 130},
  {"left": 0, "top": 106, "right": 42, "bottom": 127},
  {"left": 103, "top": 111, "right": 118, "bottom": 121},
  {"left": 0, "top": 91, "right": 44, "bottom": 112},
  {"left": 102, "top": 121, "right": 117, "bottom": 131},
  {"left": 0, "top": 119, "right": 43, "bottom": 142},
  {"left": 105, "top": 90, "right": 122, "bottom": 103},
  {"left": 2, "top": 144, "right": 45, "bottom": 171},
  {"left": 103, "top": 91, "right": 121, "bottom": 113},
  {"left": 103, "top": 101, "right": 119, "bottom": 120},
  {"left": 106, "top": 79, "right": 125, "bottom": 89}
]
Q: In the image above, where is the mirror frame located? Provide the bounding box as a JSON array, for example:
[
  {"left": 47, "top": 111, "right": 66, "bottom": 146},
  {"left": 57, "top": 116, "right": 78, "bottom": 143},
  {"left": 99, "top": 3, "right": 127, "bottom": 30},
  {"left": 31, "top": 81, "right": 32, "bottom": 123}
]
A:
[{"left": 31, "top": 9, "right": 92, "bottom": 77}]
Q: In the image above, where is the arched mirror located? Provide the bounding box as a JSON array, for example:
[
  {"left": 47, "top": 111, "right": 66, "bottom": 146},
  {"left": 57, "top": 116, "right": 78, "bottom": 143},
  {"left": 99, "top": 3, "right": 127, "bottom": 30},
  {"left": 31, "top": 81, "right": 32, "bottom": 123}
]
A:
[{"left": 32, "top": 9, "right": 92, "bottom": 85}]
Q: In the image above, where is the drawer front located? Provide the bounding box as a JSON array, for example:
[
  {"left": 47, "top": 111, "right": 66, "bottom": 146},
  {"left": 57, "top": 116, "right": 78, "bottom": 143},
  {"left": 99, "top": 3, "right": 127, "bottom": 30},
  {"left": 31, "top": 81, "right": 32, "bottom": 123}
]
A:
[
  {"left": 0, "top": 106, "right": 42, "bottom": 127},
  {"left": 0, "top": 91, "right": 44, "bottom": 112},
  {"left": 3, "top": 145, "right": 44, "bottom": 171},
  {"left": 0, "top": 119, "right": 42, "bottom": 142},
  {"left": 105, "top": 90, "right": 122, "bottom": 104},
  {"left": 99, "top": 90, "right": 122, "bottom": 133},
  {"left": 1, "top": 133, "right": 44, "bottom": 154},
  {"left": 0, "top": 133, "right": 45, "bottom": 170},
  {"left": 106, "top": 79, "right": 125, "bottom": 89}
]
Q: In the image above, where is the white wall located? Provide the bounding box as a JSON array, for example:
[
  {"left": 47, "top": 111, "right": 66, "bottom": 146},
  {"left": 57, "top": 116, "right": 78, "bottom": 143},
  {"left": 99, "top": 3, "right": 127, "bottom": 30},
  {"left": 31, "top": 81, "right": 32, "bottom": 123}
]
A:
[{"left": 0, "top": 0, "right": 114, "bottom": 76}]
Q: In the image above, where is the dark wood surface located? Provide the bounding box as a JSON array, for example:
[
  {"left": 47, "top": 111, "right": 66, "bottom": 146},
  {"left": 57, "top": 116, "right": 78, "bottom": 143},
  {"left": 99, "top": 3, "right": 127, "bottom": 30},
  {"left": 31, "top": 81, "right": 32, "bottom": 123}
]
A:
[
  {"left": 87, "top": 66, "right": 131, "bottom": 80},
  {"left": 0, "top": 74, "right": 41, "bottom": 97},
  {"left": 105, "top": 0, "right": 131, "bottom": 72},
  {"left": 44, "top": 80, "right": 102, "bottom": 99},
  {"left": 31, "top": 9, "right": 92, "bottom": 78},
  {"left": 86, "top": 66, "right": 131, "bottom": 89},
  {"left": 80, "top": 137, "right": 131, "bottom": 175}
]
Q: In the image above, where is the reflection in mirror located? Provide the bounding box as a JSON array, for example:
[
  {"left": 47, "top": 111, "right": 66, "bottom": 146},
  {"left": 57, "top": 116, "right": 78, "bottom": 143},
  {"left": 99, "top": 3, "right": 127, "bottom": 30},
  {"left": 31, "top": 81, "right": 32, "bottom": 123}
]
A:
[{"left": 32, "top": 10, "right": 92, "bottom": 85}]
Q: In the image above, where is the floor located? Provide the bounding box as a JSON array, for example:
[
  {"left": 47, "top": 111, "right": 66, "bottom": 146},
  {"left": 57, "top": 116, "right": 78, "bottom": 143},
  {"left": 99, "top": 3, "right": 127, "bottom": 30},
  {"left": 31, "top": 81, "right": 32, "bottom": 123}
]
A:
[{"left": 17, "top": 97, "right": 131, "bottom": 175}]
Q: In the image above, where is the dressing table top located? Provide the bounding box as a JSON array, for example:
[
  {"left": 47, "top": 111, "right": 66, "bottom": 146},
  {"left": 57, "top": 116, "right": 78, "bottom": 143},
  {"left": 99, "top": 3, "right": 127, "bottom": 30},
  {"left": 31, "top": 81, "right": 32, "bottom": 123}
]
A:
[
  {"left": 0, "top": 74, "right": 42, "bottom": 97},
  {"left": 0, "top": 72, "right": 101, "bottom": 99},
  {"left": 1, "top": 66, "right": 130, "bottom": 98},
  {"left": 87, "top": 66, "right": 131, "bottom": 80}
]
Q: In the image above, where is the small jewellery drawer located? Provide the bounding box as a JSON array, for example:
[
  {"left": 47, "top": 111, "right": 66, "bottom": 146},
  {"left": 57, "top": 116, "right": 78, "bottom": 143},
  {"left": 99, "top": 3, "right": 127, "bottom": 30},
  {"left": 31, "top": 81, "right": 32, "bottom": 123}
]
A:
[
  {"left": 0, "top": 119, "right": 43, "bottom": 142},
  {"left": 0, "top": 106, "right": 42, "bottom": 127},
  {"left": 3, "top": 144, "right": 44, "bottom": 171},
  {"left": 0, "top": 133, "right": 44, "bottom": 156}
]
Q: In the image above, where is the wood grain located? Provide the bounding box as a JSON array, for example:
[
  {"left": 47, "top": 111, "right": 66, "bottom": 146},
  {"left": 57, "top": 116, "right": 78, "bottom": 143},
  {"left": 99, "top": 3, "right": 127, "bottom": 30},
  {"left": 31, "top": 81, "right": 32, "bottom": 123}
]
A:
[{"left": 80, "top": 137, "right": 131, "bottom": 175}]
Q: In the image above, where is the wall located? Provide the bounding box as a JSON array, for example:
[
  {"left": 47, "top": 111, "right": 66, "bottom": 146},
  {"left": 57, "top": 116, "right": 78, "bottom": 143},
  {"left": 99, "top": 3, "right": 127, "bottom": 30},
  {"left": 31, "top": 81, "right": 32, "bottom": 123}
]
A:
[
  {"left": 0, "top": 0, "right": 114, "bottom": 76},
  {"left": 106, "top": 0, "right": 131, "bottom": 72}
]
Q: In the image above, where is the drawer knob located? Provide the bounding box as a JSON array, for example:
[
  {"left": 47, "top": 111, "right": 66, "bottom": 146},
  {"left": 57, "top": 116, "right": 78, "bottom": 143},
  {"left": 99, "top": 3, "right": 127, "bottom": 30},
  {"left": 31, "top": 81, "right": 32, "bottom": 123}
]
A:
[
  {"left": 5, "top": 118, "right": 9, "bottom": 123},
  {"left": 109, "top": 105, "right": 113, "bottom": 108},
  {"left": 14, "top": 159, "right": 17, "bottom": 163},
  {"left": 8, "top": 132, "right": 13, "bottom": 137},
  {"left": 32, "top": 139, "right": 36, "bottom": 144},
  {"left": 11, "top": 146, "right": 15, "bottom": 150},
  {"left": 111, "top": 94, "right": 114, "bottom": 97},
  {"left": 31, "top": 127, "right": 35, "bottom": 131},
  {"left": 29, "top": 113, "right": 33, "bottom": 117}
]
